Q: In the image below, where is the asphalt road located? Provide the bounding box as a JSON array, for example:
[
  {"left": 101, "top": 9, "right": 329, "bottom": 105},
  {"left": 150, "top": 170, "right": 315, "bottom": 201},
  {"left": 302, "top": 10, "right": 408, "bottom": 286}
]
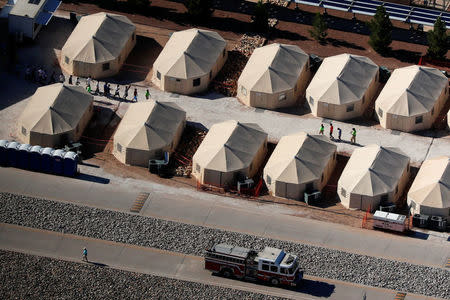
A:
[
  {"left": 0, "top": 223, "right": 441, "bottom": 300},
  {"left": 0, "top": 167, "right": 448, "bottom": 270}
]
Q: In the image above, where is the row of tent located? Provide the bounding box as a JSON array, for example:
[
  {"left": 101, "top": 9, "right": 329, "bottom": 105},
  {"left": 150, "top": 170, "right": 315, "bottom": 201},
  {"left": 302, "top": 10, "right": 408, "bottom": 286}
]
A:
[
  {"left": 0, "top": 140, "right": 79, "bottom": 177},
  {"left": 59, "top": 12, "right": 449, "bottom": 133},
  {"left": 12, "top": 83, "right": 449, "bottom": 217}
]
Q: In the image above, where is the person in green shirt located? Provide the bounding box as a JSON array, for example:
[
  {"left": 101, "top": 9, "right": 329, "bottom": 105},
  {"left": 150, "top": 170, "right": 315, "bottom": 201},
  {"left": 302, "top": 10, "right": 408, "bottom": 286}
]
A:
[
  {"left": 145, "top": 89, "right": 150, "bottom": 100},
  {"left": 351, "top": 128, "right": 356, "bottom": 144},
  {"left": 319, "top": 124, "right": 324, "bottom": 135}
]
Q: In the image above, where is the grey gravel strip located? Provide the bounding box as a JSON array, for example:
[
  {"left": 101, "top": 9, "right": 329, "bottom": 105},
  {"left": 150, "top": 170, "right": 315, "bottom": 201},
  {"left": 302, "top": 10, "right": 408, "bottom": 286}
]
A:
[
  {"left": 1, "top": 192, "right": 449, "bottom": 299},
  {"left": 0, "top": 250, "right": 281, "bottom": 300}
]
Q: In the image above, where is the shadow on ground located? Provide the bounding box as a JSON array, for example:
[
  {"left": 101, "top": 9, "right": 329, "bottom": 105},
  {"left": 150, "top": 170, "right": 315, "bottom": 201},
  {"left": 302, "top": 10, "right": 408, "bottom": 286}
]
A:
[{"left": 76, "top": 173, "right": 110, "bottom": 184}]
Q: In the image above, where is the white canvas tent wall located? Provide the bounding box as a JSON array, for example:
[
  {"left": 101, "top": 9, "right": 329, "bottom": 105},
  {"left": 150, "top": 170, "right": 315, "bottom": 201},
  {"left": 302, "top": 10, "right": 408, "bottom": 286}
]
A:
[
  {"left": 338, "top": 144, "right": 410, "bottom": 211},
  {"left": 375, "top": 65, "right": 449, "bottom": 133},
  {"left": 113, "top": 101, "right": 186, "bottom": 167},
  {"left": 237, "top": 43, "right": 310, "bottom": 109},
  {"left": 264, "top": 132, "right": 336, "bottom": 200},
  {"left": 306, "top": 54, "right": 379, "bottom": 121},
  {"left": 407, "top": 156, "right": 449, "bottom": 217},
  {"left": 18, "top": 83, "right": 94, "bottom": 147},
  {"left": 152, "top": 28, "right": 227, "bottom": 95},
  {"left": 61, "top": 12, "right": 136, "bottom": 79},
  {"left": 192, "top": 120, "right": 268, "bottom": 187}
]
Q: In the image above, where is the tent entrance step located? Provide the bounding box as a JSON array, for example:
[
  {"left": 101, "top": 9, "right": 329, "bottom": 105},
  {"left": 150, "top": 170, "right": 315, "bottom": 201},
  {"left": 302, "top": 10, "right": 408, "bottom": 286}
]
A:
[{"left": 130, "top": 192, "right": 150, "bottom": 213}]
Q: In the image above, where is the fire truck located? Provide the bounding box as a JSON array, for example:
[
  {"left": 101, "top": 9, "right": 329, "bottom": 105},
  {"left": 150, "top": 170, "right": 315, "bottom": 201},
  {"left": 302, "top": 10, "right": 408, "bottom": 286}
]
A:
[{"left": 205, "top": 243, "right": 303, "bottom": 286}]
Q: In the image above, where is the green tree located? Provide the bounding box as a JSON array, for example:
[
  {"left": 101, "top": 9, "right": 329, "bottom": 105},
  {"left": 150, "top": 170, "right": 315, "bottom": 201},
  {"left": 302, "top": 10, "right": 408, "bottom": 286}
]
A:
[
  {"left": 252, "top": 0, "right": 269, "bottom": 33},
  {"left": 309, "top": 13, "right": 328, "bottom": 42},
  {"left": 184, "top": 0, "right": 214, "bottom": 22},
  {"left": 368, "top": 6, "right": 393, "bottom": 55},
  {"left": 427, "top": 17, "right": 448, "bottom": 60}
]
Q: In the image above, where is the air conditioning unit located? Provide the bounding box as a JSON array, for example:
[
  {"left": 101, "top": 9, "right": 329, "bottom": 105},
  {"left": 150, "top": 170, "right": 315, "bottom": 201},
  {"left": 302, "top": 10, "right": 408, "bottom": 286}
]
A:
[
  {"left": 379, "top": 203, "right": 396, "bottom": 212},
  {"left": 237, "top": 178, "right": 254, "bottom": 193},
  {"left": 304, "top": 191, "right": 321, "bottom": 205}
]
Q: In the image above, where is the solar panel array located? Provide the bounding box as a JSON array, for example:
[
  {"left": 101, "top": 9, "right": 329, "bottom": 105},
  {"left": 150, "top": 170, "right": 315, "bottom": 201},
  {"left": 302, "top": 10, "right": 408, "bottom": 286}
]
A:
[{"left": 291, "top": 0, "right": 450, "bottom": 29}]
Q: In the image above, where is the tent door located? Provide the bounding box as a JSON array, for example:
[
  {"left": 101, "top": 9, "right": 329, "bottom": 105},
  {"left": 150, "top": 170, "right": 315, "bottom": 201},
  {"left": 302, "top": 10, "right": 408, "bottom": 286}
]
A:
[{"left": 360, "top": 195, "right": 373, "bottom": 211}]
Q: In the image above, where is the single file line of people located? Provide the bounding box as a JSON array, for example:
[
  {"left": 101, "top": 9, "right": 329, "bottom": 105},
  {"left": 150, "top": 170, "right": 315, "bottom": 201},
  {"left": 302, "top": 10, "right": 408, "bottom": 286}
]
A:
[{"left": 319, "top": 123, "right": 357, "bottom": 145}]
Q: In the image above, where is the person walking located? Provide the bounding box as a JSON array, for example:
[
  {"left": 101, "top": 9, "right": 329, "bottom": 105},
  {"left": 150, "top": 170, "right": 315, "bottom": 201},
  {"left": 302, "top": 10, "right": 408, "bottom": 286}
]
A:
[
  {"left": 114, "top": 84, "right": 121, "bottom": 98},
  {"left": 337, "top": 128, "right": 342, "bottom": 141},
  {"left": 82, "top": 247, "right": 88, "bottom": 262},
  {"left": 145, "top": 89, "right": 150, "bottom": 100},
  {"left": 75, "top": 77, "right": 80, "bottom": 86},
  {"left": 95, "top": 81, "right": 100, "bottom": 95},
  {"left": 133, "top": 88, "right": 138, "bottom": 102},
  {"left": 68, "top": 74, "right": 73, "bottom": 85},
  {"left": 86, "top": 76, "right": 92, "bottom": 89},
  {"left": 329, "top": 123, "right": 334, "bottom": 139},
  {"left": 319, "top": 124, "right": 324, "bottom": 135},
  {"left": 123, "top": 85, "right": 130, "bottom": 100},
  {"left": 350, "top": 128, "right": 356, "bottom": 144},
  {"left": 59, "top": 73, "right": 65, "bottom": 83},
  {"left": 86, "top": 84, "right": 92, "bottom": 93},
  {"left": 103, "top": 82, "right": 108, "bottom": 96}
]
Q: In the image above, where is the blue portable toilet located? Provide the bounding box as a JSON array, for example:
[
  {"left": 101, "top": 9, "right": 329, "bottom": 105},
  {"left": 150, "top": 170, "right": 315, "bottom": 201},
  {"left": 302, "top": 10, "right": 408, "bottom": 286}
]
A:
[
  {"left": 52, "top": 149, "right": 66, "bottom": 175},
  {"left": 29, "top": 145, "right": 43, "bottom": 171},
  {"left": 0, "top": 140, "right": 9, "bottom": 166},
  {"left": 17, "top": 144, "right": 31, "bottom": 169},
  {"left": 63, "top": 151, "right": 78, "bottom": 177},
  {"left": 6, "top": 141, "right": 19, "bottom": 167},
  {"left": 41, "top": 147, "right": 54, "bottom": 173}
]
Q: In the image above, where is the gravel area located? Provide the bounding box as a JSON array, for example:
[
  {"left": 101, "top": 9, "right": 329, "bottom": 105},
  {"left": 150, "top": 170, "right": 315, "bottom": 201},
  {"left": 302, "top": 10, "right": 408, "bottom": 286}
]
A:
[
  {"left": 0, "top": 250, "right": 281, "bottom": 300},
  {"left": 1, "top": 192, "right": 449, "bottom": 299}
]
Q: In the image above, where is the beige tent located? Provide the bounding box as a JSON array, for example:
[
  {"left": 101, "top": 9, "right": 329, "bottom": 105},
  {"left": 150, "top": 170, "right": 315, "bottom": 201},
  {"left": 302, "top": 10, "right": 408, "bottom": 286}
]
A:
[
  {"left": 407, "top": 156, "right": 449, "bottom": 217},
  {"left": 264, "top": 132, "right": 336, "bottom": 200},
  {"left": 152, "top": 28, "right": 227, "bottom": 95},
  {"left": 61, "top": 12, "right": 136, "bottom": 79},
  {"left": 113, "top": 101, "right": 186, "bottom": 167},
  {"left": 237, "top": 43, "right": 310, "bottom": 109},
  {"left": 192, "top": 120, "right": 268, "bottom": 187},
  {"left": 375, "top": 65, "right": 449, "bottom": 133},
  {"left": 306, "top": 54, "right": 379, "bottom": 121},
  {"left": 18, "top": 83, "right": 94, "bottom": 147},
  {"left": 338, "top": 144, "right": 410, "bottom": 211}
]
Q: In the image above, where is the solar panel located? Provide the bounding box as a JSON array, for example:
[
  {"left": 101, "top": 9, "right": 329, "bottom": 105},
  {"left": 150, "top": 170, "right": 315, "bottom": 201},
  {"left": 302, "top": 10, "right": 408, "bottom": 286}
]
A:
[{"left": 288, "top": 0, "right": 450, "bottom": 29}]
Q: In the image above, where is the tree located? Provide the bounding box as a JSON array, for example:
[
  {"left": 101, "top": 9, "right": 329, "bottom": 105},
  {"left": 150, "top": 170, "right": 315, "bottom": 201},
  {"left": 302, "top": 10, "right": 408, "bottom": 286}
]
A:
[
  {"left": 184, "top": 0, "right": 214, "bottom": 22},
  {"left": 252, "top": 0, "right": 269, "bottom": 33},
  {"left": 427, "top": 17, "right": 448, "bottom": 60},
  {"left": 309, "top": 13, "right": 328, "bottom": 42},
  {"left": 368, "top": 6, "right": 393, "bottom": 55}
]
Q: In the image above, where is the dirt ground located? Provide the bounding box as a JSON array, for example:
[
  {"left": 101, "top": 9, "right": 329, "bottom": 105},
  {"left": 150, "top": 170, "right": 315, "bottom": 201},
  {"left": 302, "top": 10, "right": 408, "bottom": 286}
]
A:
[{"left": 56, "top": 0, "right": 448, "bottom": 72}]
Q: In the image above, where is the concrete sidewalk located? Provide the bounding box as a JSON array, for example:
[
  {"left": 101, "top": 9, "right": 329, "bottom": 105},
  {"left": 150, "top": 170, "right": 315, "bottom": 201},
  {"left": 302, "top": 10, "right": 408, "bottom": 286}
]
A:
[
  {"left": 0, "top": 223, "right": 440, "bottom": 300},
  {"left": 1, "top": 167, "right": 448, "bottom": 270}
]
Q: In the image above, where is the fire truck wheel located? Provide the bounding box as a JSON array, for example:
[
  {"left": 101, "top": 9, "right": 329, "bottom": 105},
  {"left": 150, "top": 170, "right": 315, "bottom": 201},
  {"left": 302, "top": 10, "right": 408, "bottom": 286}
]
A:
[
  {"left": 270, "top": 278, "right": 280, "bottom": 286},
  {"left": 221, "top": 268, "right": 233, "bottom": 278}
]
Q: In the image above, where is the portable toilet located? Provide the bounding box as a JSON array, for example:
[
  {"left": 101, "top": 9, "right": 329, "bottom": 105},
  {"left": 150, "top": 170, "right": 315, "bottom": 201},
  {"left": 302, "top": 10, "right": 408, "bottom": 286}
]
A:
[
  {"left": 41, "top": 147, "right": 54, "bottom": 173},
  {"left": 63, "top": 151, "right": 78, "bottom": 177},
  {"left": 17, "top": 144, "right": 31, "bottom": 169},
  {"left": 0, "top": 140, "right": 8, "bottom": 166},
  {"left": 29, "top": 145, "right": 43, "bottom": 171},
  {"left": 6, "top": 141, "right": 19, "bottom": 167},
  {"left": 52, "top": 149, "right": 66, "bottom": 175}
]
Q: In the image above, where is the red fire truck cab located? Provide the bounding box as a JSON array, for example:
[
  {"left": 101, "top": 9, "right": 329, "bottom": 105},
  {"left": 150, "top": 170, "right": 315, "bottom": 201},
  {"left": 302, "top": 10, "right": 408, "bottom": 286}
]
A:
[{"left": 205, "top": 243, "right": 303, "bottom": 286}]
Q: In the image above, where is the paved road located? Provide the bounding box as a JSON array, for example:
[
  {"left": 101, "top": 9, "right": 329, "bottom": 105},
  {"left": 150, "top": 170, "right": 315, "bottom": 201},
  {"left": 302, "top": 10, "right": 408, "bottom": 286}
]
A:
[
  {"left": 0, "top": 223, "right": 441, "bottom": 300},
  {"left": 1, "top": 167, "right": 448, "bottom": 270}
]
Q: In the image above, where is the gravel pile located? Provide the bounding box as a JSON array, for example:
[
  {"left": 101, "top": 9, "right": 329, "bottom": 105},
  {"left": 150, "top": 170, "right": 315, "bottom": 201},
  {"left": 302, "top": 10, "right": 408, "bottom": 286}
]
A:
[
  {"left": 1, "top": 193, "right": 449, "bottom": 299},
  {"left": 0, "top": 250, "right": 280, "bottom": 300}
]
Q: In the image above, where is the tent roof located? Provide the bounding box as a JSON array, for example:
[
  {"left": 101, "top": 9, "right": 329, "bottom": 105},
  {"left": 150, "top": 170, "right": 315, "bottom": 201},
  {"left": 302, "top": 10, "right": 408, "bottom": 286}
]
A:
[
  {"left": 306, "top": 53, "right": 378, "bottom": 105},
  {"left": 376, "top": 65, "right": 447, "bottom": 117},
  {"left": 264, "top": 132, "right": 336, "bottom": 184},
  {"left": 238, "top": 43, "right": 309, "bottom": 94},
  {"left": 153, "top": 28, "right": 226, "bottom": 79},
  {"left": 19, "top": 83, "right": 93, "bottom": 135},
  {"left": 338, "top": 144, "right": 409, "bottom": 196},
  {"left": 62, "top": 12, "right": 135, "bottom": 64},
  {"left": 193, "top": 120, "right": 267, "bottom": 172},
  {"left": 114, "top": 101, "right": 186, "bottom": 151},
  {"left": 408, "top": 156, "right": 449, "bottom": 209}
]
